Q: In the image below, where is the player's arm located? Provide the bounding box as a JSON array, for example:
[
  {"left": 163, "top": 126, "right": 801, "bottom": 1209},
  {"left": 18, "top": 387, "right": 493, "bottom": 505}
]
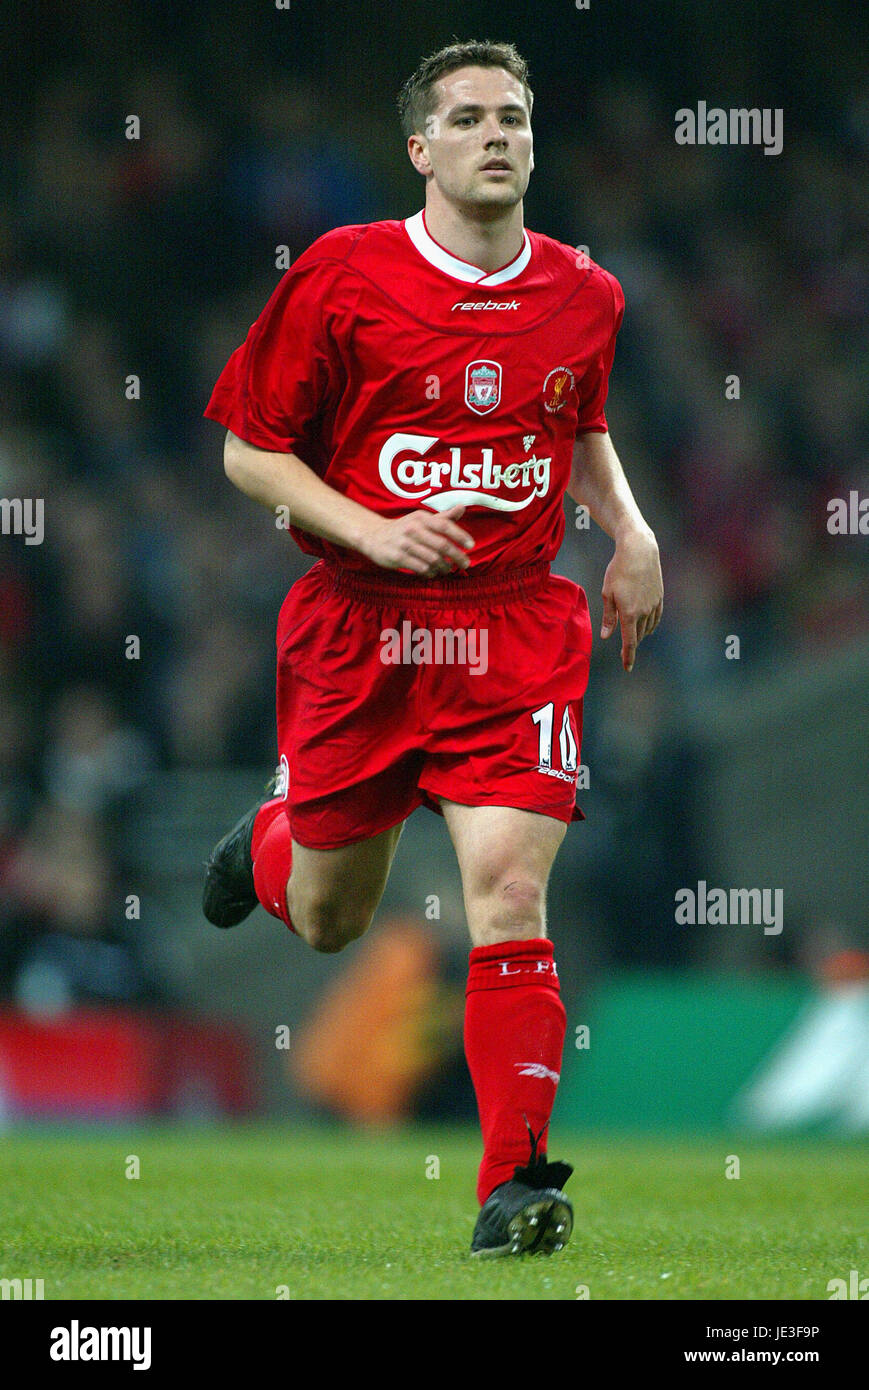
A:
[
  {"left": 567, "top": 429, "right": 663, "bottom": 672},
  {"left": 223, "top": 431, "right": 474, "bottom": 577}
]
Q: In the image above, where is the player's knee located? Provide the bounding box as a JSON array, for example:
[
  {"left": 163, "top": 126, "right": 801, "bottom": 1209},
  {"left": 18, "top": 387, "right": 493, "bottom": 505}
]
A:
[
  {"left": 292, "top": 892, "right": 375, "bottom": 954},
  {"left": 304, "top": 922, "right": 359, "bottom": 954},
  {"left": 478, "top": 875, "right": 546, "bottom": 939}
]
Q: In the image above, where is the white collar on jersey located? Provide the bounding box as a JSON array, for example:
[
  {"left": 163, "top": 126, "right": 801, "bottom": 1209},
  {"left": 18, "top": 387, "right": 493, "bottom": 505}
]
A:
[{"left": 404, "top": 210, "right": 531, "bottom": 286}]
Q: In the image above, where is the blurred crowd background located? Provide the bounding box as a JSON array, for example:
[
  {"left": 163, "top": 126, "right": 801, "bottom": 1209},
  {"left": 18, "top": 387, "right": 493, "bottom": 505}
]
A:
[{"left": 0, "top": 0, "right": 865, "bottom": 1108}]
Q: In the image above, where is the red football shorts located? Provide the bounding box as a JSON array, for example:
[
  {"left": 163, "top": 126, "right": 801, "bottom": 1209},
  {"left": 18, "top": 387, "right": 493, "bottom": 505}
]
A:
[{"left": 275, "top": 559, "right": 592, "bottom": 849}]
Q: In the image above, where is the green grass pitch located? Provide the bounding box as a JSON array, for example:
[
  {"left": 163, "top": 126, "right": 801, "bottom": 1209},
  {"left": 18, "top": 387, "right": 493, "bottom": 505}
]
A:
[{"left": 1, "top": 1125, "right": 866, "bottom": 1300}]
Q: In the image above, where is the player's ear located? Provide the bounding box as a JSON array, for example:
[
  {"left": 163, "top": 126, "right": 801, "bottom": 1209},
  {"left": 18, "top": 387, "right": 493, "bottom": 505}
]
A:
[{"left": 408, "top": 134, "right": 431, "bottom": 175}]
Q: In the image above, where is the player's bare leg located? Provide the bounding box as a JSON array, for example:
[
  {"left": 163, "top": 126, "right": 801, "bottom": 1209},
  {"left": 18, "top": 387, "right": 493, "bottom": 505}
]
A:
[
  {"left": 203, "top": 771, "right": 402, "bottom": 953},
  {"left": 440, "top": 802, "right": 565, "bottom": 947},
  {"left": 286, "top": 823, "right": 404, "bottom": 953},
  {"left": 440, "top": 800, "right": 574, "bottom": 1257}
]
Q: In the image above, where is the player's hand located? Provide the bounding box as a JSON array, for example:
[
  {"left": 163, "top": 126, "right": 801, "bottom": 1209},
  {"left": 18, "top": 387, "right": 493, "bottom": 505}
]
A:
[
  {"left": 361, "top": 506, "right": 475, "bottom": 576},
  {"left": 600, "top": 525, "right": 663, "bottom": 672}
]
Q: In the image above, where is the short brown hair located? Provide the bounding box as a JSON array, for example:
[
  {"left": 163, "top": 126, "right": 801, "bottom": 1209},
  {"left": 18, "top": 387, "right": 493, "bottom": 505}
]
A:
[{"left": 398, "top": 40, "right": 533, "bottom": 140}]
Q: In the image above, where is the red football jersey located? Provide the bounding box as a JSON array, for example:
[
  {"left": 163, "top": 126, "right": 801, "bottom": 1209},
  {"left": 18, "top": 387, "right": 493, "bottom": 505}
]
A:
[{"left": 205, "top": 211, "right": 624, "bottom": 572}]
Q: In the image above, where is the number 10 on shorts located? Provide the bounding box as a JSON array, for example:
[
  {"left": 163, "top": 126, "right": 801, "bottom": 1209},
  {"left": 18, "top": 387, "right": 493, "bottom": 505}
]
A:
[{"left": 531, "top": 702, "right": 578, "bottom": 772}]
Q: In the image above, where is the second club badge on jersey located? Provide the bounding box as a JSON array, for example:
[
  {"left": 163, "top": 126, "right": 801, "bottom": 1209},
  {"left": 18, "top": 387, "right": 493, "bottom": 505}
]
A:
[{"left": 465, "top": 360, "right": 502, "bottom": 415}]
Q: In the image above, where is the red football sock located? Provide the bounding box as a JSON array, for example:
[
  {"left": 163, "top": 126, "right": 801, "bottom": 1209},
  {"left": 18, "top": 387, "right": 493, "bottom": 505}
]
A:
[
  {"left": 251, "top": 799, "right": 295, "bottom": 932},
  {"left": 465, "top": 937, "right": 566, "bottom": 1205}
]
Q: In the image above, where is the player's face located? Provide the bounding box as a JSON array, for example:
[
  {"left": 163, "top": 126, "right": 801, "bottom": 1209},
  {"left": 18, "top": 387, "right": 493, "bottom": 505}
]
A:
[{"left": 416, "top": 66, "right": 533, "bottom": 215}]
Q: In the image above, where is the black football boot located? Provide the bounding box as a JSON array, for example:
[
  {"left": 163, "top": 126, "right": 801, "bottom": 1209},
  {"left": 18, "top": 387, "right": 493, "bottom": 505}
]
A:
[
  {"left": 202, "top": 769, "right": 283, "bottom": 929},
  {"left": 470, "top": 1121, "right": 574, "bottom": 1258}
]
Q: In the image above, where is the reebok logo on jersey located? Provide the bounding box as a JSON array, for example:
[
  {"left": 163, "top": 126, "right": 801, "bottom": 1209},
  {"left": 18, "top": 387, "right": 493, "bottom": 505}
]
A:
[
  {"left": 379, "top": 432, "right": 551, "bottom": 512},
  {"left": 451, "top": 299, "right": 520, "bottom": 311}
]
